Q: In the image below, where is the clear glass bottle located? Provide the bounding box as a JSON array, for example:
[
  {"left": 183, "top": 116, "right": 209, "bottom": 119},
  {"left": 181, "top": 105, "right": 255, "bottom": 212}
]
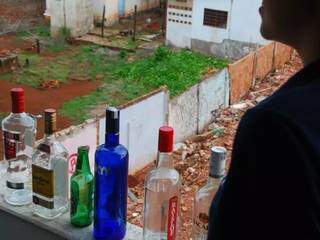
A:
[
  {"left": 94, "top": 107, "right": 129, "bottom": 239},
  {"left": 192, "top": 146, "right": 226, "bottom": 240},
  {"left": 1, "top": 88, "right": 36, "bottom": 205},
  {"left": 70, "top": 146, "right": 94, "bottom": 227},
  {"left": 32, "top": 109, "right": 69, "bottom": 220},
  {"left": 143, "top": 126, "right": 181, "bottom": 240}
]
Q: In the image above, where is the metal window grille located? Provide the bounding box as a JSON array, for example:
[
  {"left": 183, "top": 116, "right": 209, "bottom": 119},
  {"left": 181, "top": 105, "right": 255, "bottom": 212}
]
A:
[{"left": 203, "top": 8, "right": 228, "bottom": 29}]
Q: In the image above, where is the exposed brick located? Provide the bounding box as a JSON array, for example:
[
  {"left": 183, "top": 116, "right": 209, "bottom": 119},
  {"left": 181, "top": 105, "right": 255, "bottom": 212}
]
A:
[
  {"left": 255, "top": 42, "right": 275, "bottom": 82},
  {"left": 274, "top": 42, "right": 294, "bottom": 69},
  {"left": 229, "top": 52, "right": 255, "bottom": 104},
  {"left": 0, "top": 0, "right": 45, "bottom": 34}
]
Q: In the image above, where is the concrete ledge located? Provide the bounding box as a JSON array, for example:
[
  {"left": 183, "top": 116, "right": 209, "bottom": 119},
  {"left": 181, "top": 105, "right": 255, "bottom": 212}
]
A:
[{"left": 0, "top": 197, "right": 142, "bottom": 240}]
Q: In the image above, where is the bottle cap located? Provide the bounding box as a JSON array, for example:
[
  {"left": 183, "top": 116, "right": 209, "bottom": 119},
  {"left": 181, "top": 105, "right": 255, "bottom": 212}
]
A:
[
  {"left": 44, "top": 108, "right": 57, "bottom": 135},
  {"left": 210, "top": 146, "right": 227, "bottom": 178},
  {"left": 11, "top": 88, "right": 25, "bottom": 113},
  {"left": 158, "top": 126, "right": 174, "bottom": 153},
  {"left": 105, "top": 107, "right": 120, "bottom": 133},
  {"left": 78, "top": 145, "right": 90, "bottom": 153}
]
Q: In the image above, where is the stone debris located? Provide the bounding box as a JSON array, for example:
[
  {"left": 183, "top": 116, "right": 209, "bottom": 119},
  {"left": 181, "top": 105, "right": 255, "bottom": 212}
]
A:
[{"left": 127, "top": 53, "right": 303, "bottom": 239}]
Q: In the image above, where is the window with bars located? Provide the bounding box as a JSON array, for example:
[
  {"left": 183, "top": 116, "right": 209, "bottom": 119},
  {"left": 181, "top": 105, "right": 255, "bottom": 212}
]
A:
[{"left": 203, "top": 8, "right": 228, "bottom": 29}]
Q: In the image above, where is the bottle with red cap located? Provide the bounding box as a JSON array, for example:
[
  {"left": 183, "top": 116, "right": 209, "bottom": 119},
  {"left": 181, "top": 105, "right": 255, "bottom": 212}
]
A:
[
  {"left": 143, "top": 126, "right": 181, "bottom": 240},
  {"left": 1, "top": 88, "right": 37, "bottom": 205}
]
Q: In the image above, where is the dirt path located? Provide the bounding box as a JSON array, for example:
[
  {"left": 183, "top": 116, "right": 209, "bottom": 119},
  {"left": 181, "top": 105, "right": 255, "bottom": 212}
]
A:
[
  {"left": 127, "top": 53, "right": 303, "bottom": 239},
  {"left": 0, "top": 79, "right": 100, "bottom": 157}
]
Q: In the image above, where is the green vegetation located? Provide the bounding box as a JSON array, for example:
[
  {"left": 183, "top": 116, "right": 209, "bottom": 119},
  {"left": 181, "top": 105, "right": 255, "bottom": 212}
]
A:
[
  {"left": 0, "top": 112, "right": 8, "bottom": 124},
  {"left": 15, "top": 53, "right": 71, "bottom": 88},
  {"left": 60, "top": 46, "right": 228, "bottom": 123},
  {"left": 115, "top": 47, "right": 229, "bottom": 96},
  {"left": 17, "top": 24, "right": 51, "bottom": 38}
]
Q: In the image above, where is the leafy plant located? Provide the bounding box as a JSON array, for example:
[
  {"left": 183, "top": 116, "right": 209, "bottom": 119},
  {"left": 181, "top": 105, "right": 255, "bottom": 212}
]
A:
[{"left": 119, "top": 50, "right": 127, "bottom": 59}]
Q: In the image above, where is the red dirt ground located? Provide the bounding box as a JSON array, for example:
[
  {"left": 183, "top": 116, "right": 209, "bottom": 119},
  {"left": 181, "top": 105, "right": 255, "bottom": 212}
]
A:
[
  {"left": 0, "top": 79, "right": 100, "bottom": 157},
  {"left": 0, "top": 34, "right": 35, "bottom": 53}
]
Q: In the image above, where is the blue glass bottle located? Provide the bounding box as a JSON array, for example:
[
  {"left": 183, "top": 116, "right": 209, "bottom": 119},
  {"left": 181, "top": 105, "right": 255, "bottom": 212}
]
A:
[{"left": 94, "top": 107, "right": 129, "bottom": 239}]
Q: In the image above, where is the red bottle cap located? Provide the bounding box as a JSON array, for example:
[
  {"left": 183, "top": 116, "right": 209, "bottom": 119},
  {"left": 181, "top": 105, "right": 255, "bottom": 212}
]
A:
[
  {"left": 158, "top": 126, "right": 174, "bottom": 153},
  {"left": 11, "top": 88, "right": 25, "bottom": 113}
]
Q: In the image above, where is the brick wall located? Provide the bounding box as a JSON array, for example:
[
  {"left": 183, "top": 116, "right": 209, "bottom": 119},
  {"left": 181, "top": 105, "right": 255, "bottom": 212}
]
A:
[{"left": 0, "top": 0, "right": 45, "bottom": 34}]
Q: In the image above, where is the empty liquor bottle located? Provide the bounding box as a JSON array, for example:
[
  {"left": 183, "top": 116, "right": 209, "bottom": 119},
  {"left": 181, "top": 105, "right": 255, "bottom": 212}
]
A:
[
  {"left": 192, "top": 146, "right": 226, "bottom": 240},
  {"left": 32, "top": 109, "right": 69, "bottom": 219},
  {"left": 1, "top": 88, "right": 36, "bottom": 205},
  {"left": 94, "top": 107, "right": 129, "bottom": 239},
  {"left": 143, "top": 126, "right": 181, "bottom": 240},
  {"left": 70, "top": 146, "right": 94, "bottom": 227}
]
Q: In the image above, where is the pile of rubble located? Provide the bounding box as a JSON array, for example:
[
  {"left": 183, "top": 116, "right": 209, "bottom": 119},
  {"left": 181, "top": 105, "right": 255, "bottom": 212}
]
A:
[{"left": 127, "top": 53, "right": 302, "bottom": 239}]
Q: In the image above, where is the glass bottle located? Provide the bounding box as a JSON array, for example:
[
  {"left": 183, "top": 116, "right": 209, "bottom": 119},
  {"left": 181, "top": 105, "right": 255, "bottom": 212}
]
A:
[
  {"left": 94, "top": 107, "right": 129, "bottom": 239},
  {"left": 32, "top": 109, "right": 69, "bottom": 220},
  {"left": 70, "top": 146, "right": 94, "bottom": 227},
  {"left": 143, "top": 126, "right": 181, "bottom": 240},
  {"left": 1, "top": 88, "right": 36, "bottom": 205},
  {"left": 192, "top": 146, "right": 226, "bottom": 240}
]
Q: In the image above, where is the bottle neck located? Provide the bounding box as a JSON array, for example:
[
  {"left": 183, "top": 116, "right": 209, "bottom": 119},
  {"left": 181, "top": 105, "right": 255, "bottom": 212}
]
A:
[
  {"left": 105, "top": 132, "right": 119, "bottom": 147},
  {"left": 207, "top": 175, "right": 223, "bottom": 186},
  {"left": 76, "top": 152, "right": 91, "bottom": 172},
  {"left": 44, "top": 133, "right": 55, "bottom": 141},
  {"left": 156, "top": 151, "right": 173, "bottom": 168}
]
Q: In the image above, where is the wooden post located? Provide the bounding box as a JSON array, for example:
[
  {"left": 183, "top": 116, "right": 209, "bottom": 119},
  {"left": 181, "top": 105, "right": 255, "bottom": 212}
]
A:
[
  {"left": 161, "top": 0, "right": 167, "bottom": 37},
  {"left": 36, "top": 39, "right": 40, "bottom": 54},
  {"left": 101, "top": 5, "right": 106, "bottom": 38},
  {"left": 133, "top": 5, "right": 137, "bottom": 41},
  {"left": 159, "top": 0, "right": 162, "bottom": 17}
]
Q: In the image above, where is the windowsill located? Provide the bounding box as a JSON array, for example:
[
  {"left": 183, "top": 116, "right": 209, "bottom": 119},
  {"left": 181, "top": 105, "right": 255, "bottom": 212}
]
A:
[{"left": 0, "top": 196, "right": 142, "bottom": 240}]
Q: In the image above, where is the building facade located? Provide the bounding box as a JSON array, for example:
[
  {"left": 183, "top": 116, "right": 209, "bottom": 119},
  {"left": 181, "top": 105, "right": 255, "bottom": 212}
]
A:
[{"left": 166, "top": 0, "right": 269, "bottom": 59}]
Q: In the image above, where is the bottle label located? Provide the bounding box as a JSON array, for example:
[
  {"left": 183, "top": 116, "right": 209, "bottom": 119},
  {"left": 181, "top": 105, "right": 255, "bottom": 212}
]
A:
[
  {"left": 6, "top": 181, "right": 24, "bottom": 189},
  {"left": 194, "top": 212, "right": 210, "bottom": 232},
  {"left": 167, "top": 196, "right": 178, "bottom": 240},
  {"left": 3, "top": 131, "right": 22, "bottom": 160},
  {"left": 32, "top": 164, "right": 54, "bottom": 209}
]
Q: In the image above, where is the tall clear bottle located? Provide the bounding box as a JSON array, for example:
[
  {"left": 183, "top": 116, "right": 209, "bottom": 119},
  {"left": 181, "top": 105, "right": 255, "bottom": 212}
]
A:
[
  {"left": 94, "top": 107, "right": 129, "bottom": 239},
  {"left": 1, "top": 88, "right": 36, "bottom": 205},
  {"left": 192, "top": 146, "right": 226, "bottom": 240},
  {"left": 143, "top": 126, "right": 181, "bottom": 240},
  {"left": 32, "top": 109, "right": 69, "bottom": 220}
]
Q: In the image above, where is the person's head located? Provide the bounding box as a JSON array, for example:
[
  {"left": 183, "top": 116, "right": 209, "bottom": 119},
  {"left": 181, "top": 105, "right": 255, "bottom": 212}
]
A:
[{"left": 260, "top": 0, "right": 320, "bottom": 49}]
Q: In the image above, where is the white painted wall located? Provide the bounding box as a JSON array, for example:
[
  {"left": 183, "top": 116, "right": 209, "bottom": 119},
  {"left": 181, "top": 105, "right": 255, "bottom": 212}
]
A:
[
  {"left": 50, "top": 0, "right": 94, "bottom": 37},
  {"left": 93, "top": 0, "right": 119, "bottom": 26},
  {"left": 166, "top": 0, "right": 193, "bottom": 48},
  {"left": 229, "top": 0, "right": 268, "bottom": 45},
  {"left": 192, "top": 0, "right": 232, "bottom": 44},
  {"left": 55, "top": 120, "right": 98, "bottom": 178},
  {"left": 198, "top": 69, "right": 229, "bottom": 131},
  {"left": 99, "top": 90, "right": 169, "bottom": 174}
]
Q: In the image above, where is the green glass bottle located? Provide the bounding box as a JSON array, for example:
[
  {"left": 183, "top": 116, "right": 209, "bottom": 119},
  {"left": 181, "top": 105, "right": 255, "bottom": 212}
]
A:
[{"left": 70, "top": 146, "right": 94, "bottom": 227}]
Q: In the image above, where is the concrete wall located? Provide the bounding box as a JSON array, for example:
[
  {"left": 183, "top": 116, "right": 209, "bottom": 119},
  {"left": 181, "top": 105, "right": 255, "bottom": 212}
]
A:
[
  {"left": 192, "top": 0, "right": 232, "bottom": 44},
  {"left": 198, "top": 69, "right": 230, "bottom": 132},
  {"left": 169, "top": 84, "right": 199, "bottom": 143},
  {"left": 98, "top": 89, "right": 169, "bottom": 174},
  {"left": 93, "top": 0, "right": 119, "bottom": 26},
  {"left": 229, "top": 52, "right": 255, "bottom": 104},
  {"left": 0, "top": 0, "right": 45, "bottom": 34},
  {"left": 50, "top": 0, "right": 94, "bottom": 38},
  {"left": 166, "top": 0, "right": 193, "bottom": 49},
  {"left": 124, "top": 0, "right": 159, "bottom": 16},
  {"left": 229, "top": 0, "right": 268, "bottom": 45}
]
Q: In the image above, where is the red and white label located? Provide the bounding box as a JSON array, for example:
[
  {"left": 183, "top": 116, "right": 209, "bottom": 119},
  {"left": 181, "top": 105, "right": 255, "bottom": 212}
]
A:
[
  {"left": 167, "top": 196, "right": 178, "bottom": 240},
  {"left": 3, "top": 131, "right": 20, "bottom": 160}
]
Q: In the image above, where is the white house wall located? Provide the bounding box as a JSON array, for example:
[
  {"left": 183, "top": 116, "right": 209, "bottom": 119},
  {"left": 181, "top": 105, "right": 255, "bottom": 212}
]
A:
[
  {"left": 93, "top": 0, "right": 119, "bottom": 26},
  {"left": 229, "top": 0, "right": 268, "bottom": 45},
  {"left": 192, "top": 0, "right": 232, "bottom": 44},
  {"left": 166, "top": 0, "right": 193, "bottom": 48}
]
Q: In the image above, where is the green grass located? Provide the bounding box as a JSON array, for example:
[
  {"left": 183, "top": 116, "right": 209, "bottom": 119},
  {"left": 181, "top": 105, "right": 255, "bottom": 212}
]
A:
[
  {"left": 15, "top": 53, "right": 71, "bottom": 88},
  {"left": 0, "top": 112, "right": 9, "bottom": 124},
  {"left": 17, "top": 24, "right": 51, "bottom": 38},
  {"left": 59, "top": 46, "right": 228, "bottom": 123},
  {"left": 115, "top": 47, "right": 229, "bottom": 97}
]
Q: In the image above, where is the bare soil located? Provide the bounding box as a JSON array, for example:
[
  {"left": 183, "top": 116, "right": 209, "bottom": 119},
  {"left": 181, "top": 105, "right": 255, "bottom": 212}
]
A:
[{"left": 127, "top": 53, "right": 303, "bottom": 239}]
